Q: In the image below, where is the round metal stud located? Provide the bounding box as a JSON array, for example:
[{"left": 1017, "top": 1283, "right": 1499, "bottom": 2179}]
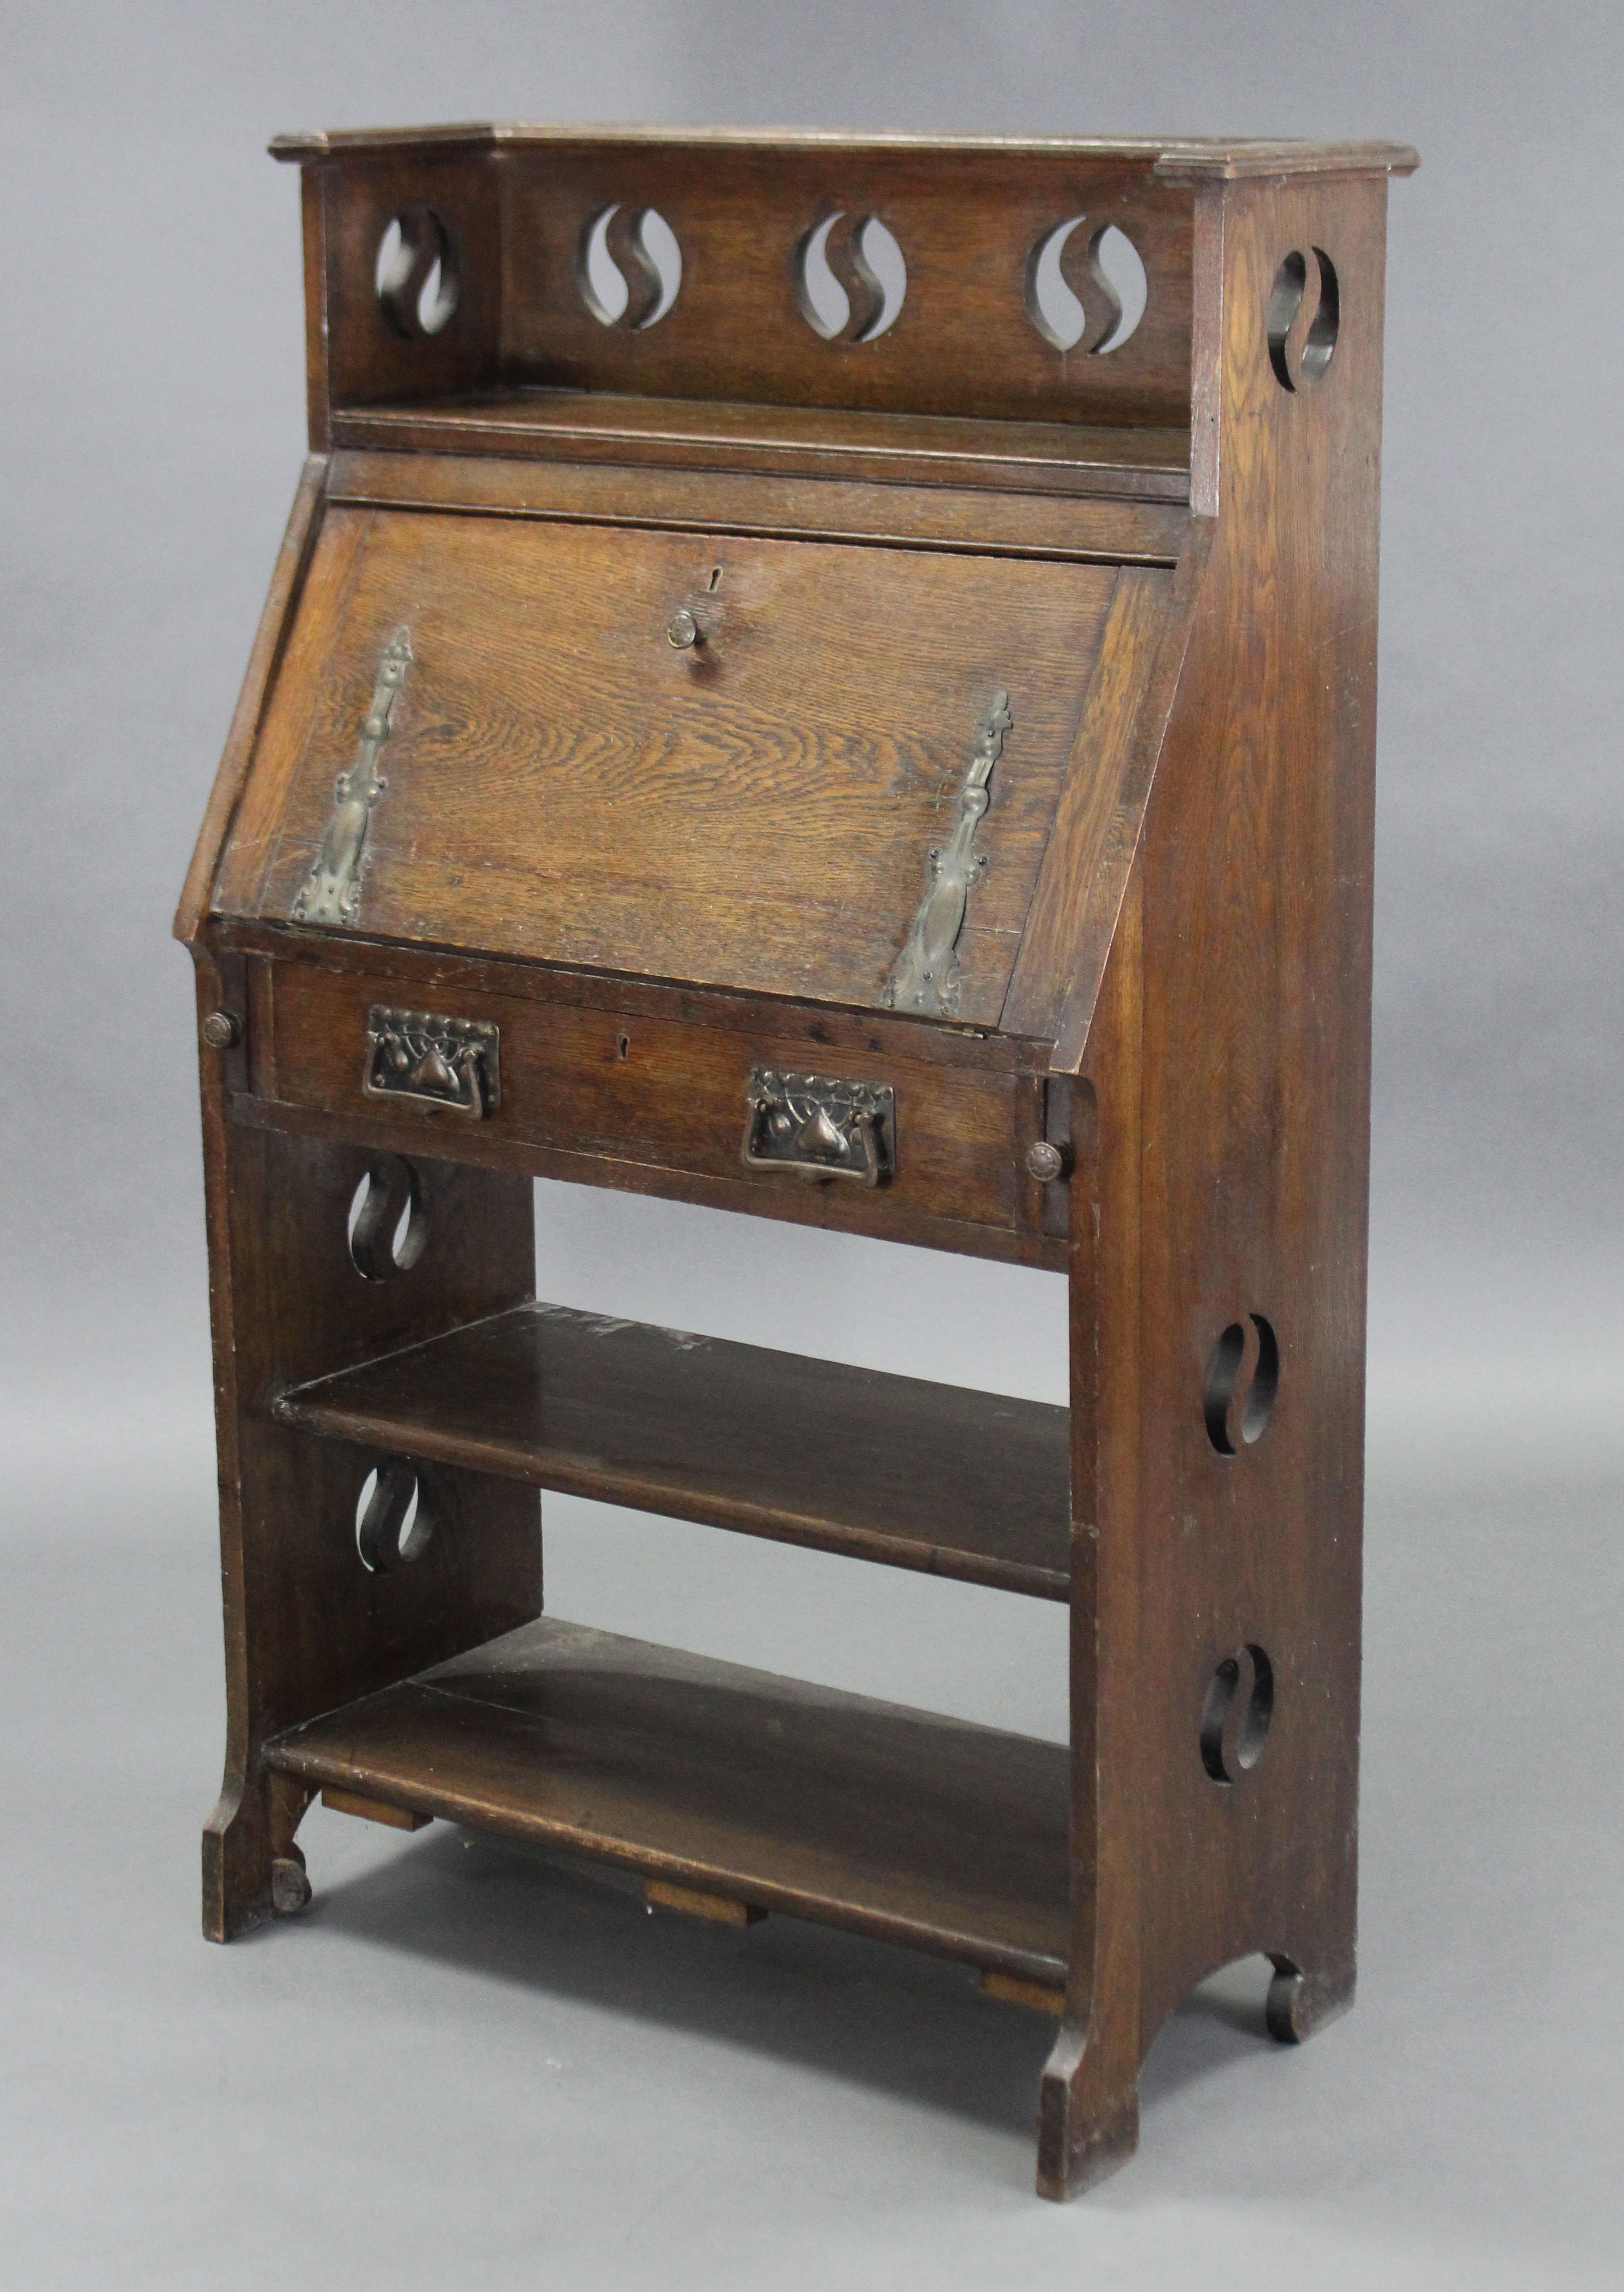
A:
[
  {"left": 1025, "top": 1139, "right": 1069, "bottom": 1182},
  {"left": 667, "top": 608, "right": 701, "bottom": 650},
  {"left": 201, "top": 1010, "right": 241, "bottom": 1050}
]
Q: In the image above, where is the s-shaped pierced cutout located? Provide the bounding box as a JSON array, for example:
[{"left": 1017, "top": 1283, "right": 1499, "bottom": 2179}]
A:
[
  {"left": 794, "top": 213, "right": 907, "bottom": 341},
  {"left": 1203, "top": 1314, "right": 1279, "bottom": 1453},
  {"left": 1025, "top": 218, "right": 1146, "bottom": 353},
  {"left": 347, "top": 1156, "right": 429, "bottom": 1281}
]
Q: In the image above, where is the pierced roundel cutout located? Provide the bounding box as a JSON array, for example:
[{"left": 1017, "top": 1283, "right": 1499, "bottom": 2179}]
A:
[
  {"left": 355, "top": 1460, "right": 436, "bottom": 1573},
  {"left": 1201, "top": 1643, "right": 1275, "bottom": 1783},
  {"left": 793, "top": 213, "right": 907, "bottom": 343},
  {"left": 577, "top": 205, "right": 683, "bottom": 329},
  {"left": 375, "top": 206, "right": 461, "bottom": 340},
  {"left": 347, "top": 1156, "right": 429, "bottom": 1282},
  {"left": 1025, "top": 218, "right": 1146, "bottom": 354},
  {"left": 1203, "top": 1313, "right": 1279, "bottom": 1454},
  {"left": 1267, "top": 247, "right": 1339, "bottom": 390}
]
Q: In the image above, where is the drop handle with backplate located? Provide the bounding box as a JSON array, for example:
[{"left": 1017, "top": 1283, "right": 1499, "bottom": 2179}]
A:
[
  {"left": 741, "top": 1069, "right": 896, "bottom": 1187},
  {"left": 362, "top": 1006, "right": 500, "bottom": 1120}
]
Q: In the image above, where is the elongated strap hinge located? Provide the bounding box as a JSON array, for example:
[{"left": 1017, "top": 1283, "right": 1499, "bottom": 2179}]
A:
[
  {"left": 882, "top": 691, "right": 1011, "bottom": 1019},
  {"left": 291, "top": 625, "right": 412, "bottom": 927}
]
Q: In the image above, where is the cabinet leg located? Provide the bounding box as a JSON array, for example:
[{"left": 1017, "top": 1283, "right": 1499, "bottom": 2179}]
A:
[
  {"left": 1035, "top": 2020, "right": 1141, "bottom": 2200},
  {"left": 202, "top": 1767, "right": 314, "bottom": 1942},
  {"left": 1266, "top": 1946, "right": 1356, "bottom": 2043}
]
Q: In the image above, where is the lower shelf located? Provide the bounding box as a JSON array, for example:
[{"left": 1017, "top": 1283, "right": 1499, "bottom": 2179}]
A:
[{"left": 265, "top": 1617, "right": 1071, "bottom": 1985}]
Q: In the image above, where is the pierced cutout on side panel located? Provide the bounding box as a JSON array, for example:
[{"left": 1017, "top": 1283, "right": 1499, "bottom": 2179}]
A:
[
  {"left": 347, "top": 1156, "right": 429, "bottom": 1281},
  {"left": 355, "top": 1461, "right": 436, "bottom": 1573},
  {"left": 793, "top": 213, "right": 907, "bottom": 342},
  {"left": 1201, "top": 1644, "right": 1275, "bottom": 1783},
  {"left": 375, "top": 207, "right": 461, "bottom": 340},
  {"left": 1203, "top": 1313, "right": 1279, "bottom": 1454},
  {"left": 1025, "top": 218, "right": 1146, "bottom": 354},
  {"left": 577, "top": 205, "right": 683, "bottom": 329},
  {"left": 1267, "top": 247, "right": 1340, "bottom": 390}
]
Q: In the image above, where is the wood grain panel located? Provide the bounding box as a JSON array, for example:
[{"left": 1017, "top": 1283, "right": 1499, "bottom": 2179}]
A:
[
  {"left": 175, "top": 457, "right": 329, "bottom": 943},
  {"left": 330, "top": 394, "right": 1191, "bottom": 503},
  {"left": 492, "top": 147, "right": 1192, "bottom": 427},
  {"left": 327, "top": 445, "right": 1190, "bottom": 565},
  {"left": 220, "top": 513, "right": 1116, "bottom": 1021},
  {"left": 210, "top": 506, "right": 371, "bottom": 921},
  {"left": 267, "top": 956, "right": 1027, "bottom": 1230},
  {"left": 1129, "top": 175, "right": 1388, "bottom": 2055},
  {"left": 274, "top": 1300, "right": 1072, "bottom": 1597},
  {"left": 264, "top": 1617, "right": 1072, "bottom": 1981}
]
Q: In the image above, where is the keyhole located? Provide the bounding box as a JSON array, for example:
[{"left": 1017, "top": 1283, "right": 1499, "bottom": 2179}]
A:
[
  {"left": 707, "top": 566, "right": 722, "bottom": 592},
  {"left": 616, "top": 1032, "right": 631, "bottom": 1060}
]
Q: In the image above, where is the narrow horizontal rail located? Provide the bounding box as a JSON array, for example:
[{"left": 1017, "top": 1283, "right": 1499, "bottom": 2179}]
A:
[
  {"left": 331, "top": 391, "right": 1193, "bottom": 505},
  {"left": 265, "top": 1617, "right": 1071, "bottom": 1982},
  {"left": 274, "top": 1301, "right": 1072, "bottom": 1598}
]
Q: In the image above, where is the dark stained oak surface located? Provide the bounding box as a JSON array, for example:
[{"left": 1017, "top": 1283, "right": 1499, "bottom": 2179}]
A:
[
  {"left": 324, "top": 447, "right": 1190, "bottom": 570},
  {"left": 332, "top": 391, "right": 1194, "bottom": 501},
  {"left": 264, "top": 1616, "right": 1072, "bottom": 1981},
  {"left": 275, "top": 1301, "right": 1072, "bottom": 1597},
  {"left": 214, "top": 512, "right": 1117, "bottom": 1024},
  {"left": 179, "top": 123, "right": 1414, "bottom": 2201}
]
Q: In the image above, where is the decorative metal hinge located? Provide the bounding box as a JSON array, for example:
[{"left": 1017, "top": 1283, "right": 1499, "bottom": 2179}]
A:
[
  {"left": 741, "top": 1069, "right": 895, "bottom": 1187},
  {"left": 363, "top": 1006, "right": 499, "bottom": 1120},
  {"left": 292, "top": 626, "right": 412, "bottom": 927},
  {"left": 883, "top": 691, "right": 1012, "bottom": 1020}
]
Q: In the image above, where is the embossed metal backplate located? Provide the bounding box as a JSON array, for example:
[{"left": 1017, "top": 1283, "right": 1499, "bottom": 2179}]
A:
[
  {"left": 363, "top": 1007, "right": 500, "bottom": 1120},
  {"left": 742, "top": 1069, "right": 895, "bottom": 1186}
]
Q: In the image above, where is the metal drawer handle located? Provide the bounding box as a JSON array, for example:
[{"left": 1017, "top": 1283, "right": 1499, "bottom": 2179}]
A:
[
  {"left": 741, "top": 1068, "right": 894, "bottom": 1187},
  {"left": 363, "top": 1006, "right": 499, "bottom": 1121}
]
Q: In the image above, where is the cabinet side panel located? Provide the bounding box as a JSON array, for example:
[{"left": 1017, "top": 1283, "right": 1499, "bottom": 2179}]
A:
[
  {"left": 1134, "top": 175, "right": 1387, "bottom": 2037},
  {"left": 190, "top": 941, "right": 540, "bottom": 1937},
  {"left": 174, "top": 459, "right": 329, "bottom": 943}
]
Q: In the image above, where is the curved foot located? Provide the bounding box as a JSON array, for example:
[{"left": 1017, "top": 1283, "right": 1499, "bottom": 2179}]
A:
[
  {"left": 1036, "top": 2020, "right": 1140, "bottom": 2200},
  {"left": 203, "top": 1769, "right": 313, "bottom": 1940},
  {"left": 1266, "top": 1949, "right": 1356, "bottom": 2043}
]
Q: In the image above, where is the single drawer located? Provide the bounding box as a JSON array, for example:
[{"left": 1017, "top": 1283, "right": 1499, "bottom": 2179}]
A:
[{"left": 263, "top": 960, "right": 1031, "bottom": 1236}]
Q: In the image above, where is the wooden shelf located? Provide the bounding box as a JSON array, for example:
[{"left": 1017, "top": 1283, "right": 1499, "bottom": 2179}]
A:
[
  {"left": 331, "top": 389, "right": 1192, "bottom": 502},
  {"left": 264, "top": 1616, "right": 1071, "bottom": 1982},
  {"left": 275, "top": 1303, "right": 1072, "bottom": 1599}
]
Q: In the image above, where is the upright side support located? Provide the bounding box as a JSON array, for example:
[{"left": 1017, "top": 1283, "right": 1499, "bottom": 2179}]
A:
[
  {"left": 190, "top": 947, "right": 541, "bottom": 1939},
  {"left": 1038, "top": 877, "right": 1145, "bottom": 2197},
  {"left": 1128, "top": 167, "right": 1388, "bottom": 2052},
  {"left": 1037, "top": 164, "right": 1390, "bottom": 2192}
]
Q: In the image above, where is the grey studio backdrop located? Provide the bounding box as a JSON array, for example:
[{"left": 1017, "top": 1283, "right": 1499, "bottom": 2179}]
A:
[{"left": 2, "top": 5, "right": 1620, "bottom": 2288}]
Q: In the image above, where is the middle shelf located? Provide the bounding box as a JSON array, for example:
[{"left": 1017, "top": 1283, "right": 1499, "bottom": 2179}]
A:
[{"left": 274, "top": 1301, "right": 1072, "bottom": 1599}]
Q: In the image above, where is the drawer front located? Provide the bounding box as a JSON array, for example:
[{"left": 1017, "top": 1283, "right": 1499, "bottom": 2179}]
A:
[{"left": 266, "top": 963, "right": 1026, "bottom": 1234}]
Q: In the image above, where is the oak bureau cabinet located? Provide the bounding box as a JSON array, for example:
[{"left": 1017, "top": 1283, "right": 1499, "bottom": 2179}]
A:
[{"left": 176, "top": 124, "right": 1416, "bottom": 2198}]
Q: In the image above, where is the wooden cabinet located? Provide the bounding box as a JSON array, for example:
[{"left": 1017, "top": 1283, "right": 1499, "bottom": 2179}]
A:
[{"left": 177, "top": 123, "right": 1416, "bottom": 2198}]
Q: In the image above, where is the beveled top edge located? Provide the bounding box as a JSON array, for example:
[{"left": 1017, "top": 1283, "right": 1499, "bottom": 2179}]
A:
[{"left": 268, "top": 123, "right": 1420, "bottom": 177}]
